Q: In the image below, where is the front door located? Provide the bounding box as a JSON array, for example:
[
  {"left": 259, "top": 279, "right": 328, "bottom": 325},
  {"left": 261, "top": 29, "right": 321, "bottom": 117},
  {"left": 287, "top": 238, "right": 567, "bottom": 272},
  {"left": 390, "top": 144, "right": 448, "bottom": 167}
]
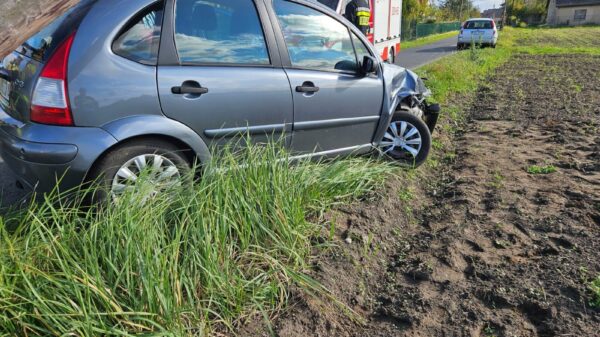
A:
[
  {"left": 272, "top": 0, "right": 384, "bottom": 154},
  {"left": 158, "top": 0, "right": 293, "bottom": 147}
]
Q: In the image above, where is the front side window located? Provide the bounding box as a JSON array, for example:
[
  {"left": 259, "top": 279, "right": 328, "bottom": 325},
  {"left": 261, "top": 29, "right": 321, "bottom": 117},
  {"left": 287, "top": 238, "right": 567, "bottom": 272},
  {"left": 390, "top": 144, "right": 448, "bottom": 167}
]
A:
[
  {"left": 273, "top": 0, "right": 358, "bottom": 72},
  {"left": 113, "top": 3, "right": 164, "bottom": 65},
  {"left": 351, "top": 32, "right": 371, "bottom": 64},
  {"left": 574, "top": 9, "right": 587, "bottom": 21},
  {"left": 174, "top": 0, "right": 270, "bottom": 65}
]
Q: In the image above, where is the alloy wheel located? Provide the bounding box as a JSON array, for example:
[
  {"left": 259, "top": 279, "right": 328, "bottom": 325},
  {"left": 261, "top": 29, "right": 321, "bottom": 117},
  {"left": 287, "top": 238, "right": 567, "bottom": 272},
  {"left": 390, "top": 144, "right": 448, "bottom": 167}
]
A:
[
  {"left": 111, "top": 154, "right": 182, "bottom": 201},
  {"left": 379, "top": 121, "right": 423, "bottom": 158}
]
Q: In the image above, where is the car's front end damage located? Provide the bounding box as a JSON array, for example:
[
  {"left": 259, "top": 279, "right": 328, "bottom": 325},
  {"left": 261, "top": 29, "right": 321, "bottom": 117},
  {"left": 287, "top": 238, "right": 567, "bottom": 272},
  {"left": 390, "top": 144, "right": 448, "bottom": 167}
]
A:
[
  {"left": 379, "top": 63, "right": 440, "bottom": 134},
  {"left": 372, "top": 63, "right": 441, "bottom": 166}
]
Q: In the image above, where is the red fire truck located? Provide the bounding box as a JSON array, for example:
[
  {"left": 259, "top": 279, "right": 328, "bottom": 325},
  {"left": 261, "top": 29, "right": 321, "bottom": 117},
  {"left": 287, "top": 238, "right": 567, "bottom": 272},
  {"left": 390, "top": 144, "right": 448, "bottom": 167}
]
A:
[{"left": 317, "top": 0, "right": 403, "bottom": 64}]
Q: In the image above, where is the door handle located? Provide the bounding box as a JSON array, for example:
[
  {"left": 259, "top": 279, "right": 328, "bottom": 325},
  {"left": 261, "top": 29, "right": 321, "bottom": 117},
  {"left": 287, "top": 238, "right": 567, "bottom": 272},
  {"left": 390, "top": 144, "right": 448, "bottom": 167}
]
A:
[
  {"left": 171, "top": 84, "right": 209, "bottom": 95},
  {"left": 296, "top": 82, "right": 319, "bottom": 93}
]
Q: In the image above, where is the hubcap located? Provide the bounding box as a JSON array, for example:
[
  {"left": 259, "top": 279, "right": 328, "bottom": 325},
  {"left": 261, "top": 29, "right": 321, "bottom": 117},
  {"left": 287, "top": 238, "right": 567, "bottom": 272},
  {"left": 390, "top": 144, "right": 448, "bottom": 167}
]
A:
[
  {"left": 111, "top": 154, "right": 181, "bottom": 201},
  {"left": 379, "top": 121, "right": 422, "bottom": 158}
]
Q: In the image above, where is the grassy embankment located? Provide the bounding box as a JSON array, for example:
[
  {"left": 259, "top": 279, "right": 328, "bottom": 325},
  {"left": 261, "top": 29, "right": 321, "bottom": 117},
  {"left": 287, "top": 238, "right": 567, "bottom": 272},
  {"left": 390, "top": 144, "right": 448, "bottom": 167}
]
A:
[
  {"left": 1, "top": 26, "right": 599, "bottom": 336},
  {"left": 401, "top": 31, "right": 459, "bottom": 50},
  {"left": 0, "top": 145, "right": 394, "bottom": 335}
]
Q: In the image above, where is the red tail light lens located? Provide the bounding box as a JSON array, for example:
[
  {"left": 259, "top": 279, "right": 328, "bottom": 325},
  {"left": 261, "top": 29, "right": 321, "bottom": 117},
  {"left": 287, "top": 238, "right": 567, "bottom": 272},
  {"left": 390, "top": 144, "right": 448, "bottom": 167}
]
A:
[{"left": 31, "top": 33, "right": 75, "bottom": 126}]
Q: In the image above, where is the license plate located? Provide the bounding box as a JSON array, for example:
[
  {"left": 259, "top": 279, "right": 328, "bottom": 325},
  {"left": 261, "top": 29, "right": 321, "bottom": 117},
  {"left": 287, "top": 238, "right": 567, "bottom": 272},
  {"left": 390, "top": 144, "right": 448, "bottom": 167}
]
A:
[{"left": 0, "top": 78, "right": 9, "bottom": 103}]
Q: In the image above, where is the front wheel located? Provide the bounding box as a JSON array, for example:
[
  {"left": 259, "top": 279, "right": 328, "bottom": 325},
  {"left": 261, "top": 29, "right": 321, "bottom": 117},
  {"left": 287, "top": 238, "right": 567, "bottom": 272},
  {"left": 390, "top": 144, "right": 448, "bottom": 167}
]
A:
[{"left": 378, "top": 111, "right": 432, "bottom": 168}]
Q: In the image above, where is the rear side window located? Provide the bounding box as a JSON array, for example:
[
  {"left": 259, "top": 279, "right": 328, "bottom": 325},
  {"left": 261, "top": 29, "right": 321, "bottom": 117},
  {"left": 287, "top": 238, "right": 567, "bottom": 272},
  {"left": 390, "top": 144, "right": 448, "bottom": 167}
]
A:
[
  {"left": 20, "top": 0, "right": 95, "bottom": 62},
  {"left": 113, "top": 3, "right": 165, "bottom": 65},
  {"left": 174, "top": 0, "right": 270, "bottom": 65},
  {"left": 464, "top": 21, "right": 493, "bottom": 29}
]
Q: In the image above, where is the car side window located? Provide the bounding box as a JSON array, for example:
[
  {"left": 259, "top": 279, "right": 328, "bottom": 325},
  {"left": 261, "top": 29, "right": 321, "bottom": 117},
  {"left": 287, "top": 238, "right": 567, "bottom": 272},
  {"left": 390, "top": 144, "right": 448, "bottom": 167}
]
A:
[
  {"left": 273, "top": 0, "right": 358, "bottom": 72},
  {"left": 112, "top": 3, "right": 164, "bottom": 65},
  {"left": 351, "top": 32, "right": 371, "bottom": 65},
  {"left": 174, "top": 0, "right": 270, "bottom": 65}
]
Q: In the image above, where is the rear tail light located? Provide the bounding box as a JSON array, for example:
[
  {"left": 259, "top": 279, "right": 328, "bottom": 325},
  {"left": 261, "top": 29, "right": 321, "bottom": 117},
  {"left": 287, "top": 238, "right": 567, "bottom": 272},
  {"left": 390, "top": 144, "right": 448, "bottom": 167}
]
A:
[{"left": 31, "top": 33, "right": 75, "bottom": 126}]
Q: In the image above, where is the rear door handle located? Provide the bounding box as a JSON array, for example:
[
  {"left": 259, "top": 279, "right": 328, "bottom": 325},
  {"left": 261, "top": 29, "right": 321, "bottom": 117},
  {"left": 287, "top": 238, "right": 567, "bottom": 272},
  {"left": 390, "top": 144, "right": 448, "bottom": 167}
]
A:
[
  {"left": 296, "top": 82, "right": 319, "bottom": 93},
  {"left": 171, "top": 83, "right": 209, "bottom": 95}
]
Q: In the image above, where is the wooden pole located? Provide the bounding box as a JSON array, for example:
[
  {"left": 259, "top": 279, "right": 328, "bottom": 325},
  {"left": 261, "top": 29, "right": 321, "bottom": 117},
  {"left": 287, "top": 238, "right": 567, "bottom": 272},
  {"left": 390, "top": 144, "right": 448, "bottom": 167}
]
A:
[{"left": 0, "top": 0, "right": 80, "bottom": 58}]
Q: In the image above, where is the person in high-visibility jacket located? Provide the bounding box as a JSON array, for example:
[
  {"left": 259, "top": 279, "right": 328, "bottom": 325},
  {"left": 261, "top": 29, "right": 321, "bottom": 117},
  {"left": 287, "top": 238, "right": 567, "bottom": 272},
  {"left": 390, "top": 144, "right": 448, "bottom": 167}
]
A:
[{"left": 344, "top": 0, "right": 371, "bottom": 35}]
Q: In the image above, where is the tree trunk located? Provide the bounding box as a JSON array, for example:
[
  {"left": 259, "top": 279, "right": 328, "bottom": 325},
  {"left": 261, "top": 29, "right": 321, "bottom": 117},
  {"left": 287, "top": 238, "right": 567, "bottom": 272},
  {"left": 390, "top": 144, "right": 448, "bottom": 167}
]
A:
[{"left": 0, "top": 0, "right": 80, "bottom": 58}]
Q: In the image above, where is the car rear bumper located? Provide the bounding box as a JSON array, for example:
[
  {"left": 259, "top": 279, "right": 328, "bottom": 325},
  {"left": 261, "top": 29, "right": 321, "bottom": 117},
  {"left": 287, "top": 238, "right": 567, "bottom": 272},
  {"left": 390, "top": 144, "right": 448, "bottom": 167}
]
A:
[
  {"left": 0, "top": 106, "right": 118, "bottom": 193},
  {"left": 457, "top": 36, "right": 497, "bottom": 45}
]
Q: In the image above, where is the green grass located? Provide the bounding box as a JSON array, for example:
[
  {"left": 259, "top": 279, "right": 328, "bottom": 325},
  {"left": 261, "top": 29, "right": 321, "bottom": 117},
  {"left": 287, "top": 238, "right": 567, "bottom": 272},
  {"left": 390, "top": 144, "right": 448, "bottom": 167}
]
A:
[
  {"left": 526, "top": 165, "right": 558, "bottom": 175},
  {"left": 2, "top": 26, "right": 600, "bottom": 336},
  {"left": 589, "top": 275, "right": 600, "bottom": 308},
  {"left": 401, "top": 31, "right": 459, "bottom": 50},
  {"left": 0, "top": 143, "right": 394, "bottom": 335}
]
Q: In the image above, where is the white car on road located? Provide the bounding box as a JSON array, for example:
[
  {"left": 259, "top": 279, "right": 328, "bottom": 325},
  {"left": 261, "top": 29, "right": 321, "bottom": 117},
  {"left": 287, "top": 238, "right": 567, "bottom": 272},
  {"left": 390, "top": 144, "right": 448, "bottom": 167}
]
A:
[{"left": 457, "top": 18, "right": 498, "bottom": 49}]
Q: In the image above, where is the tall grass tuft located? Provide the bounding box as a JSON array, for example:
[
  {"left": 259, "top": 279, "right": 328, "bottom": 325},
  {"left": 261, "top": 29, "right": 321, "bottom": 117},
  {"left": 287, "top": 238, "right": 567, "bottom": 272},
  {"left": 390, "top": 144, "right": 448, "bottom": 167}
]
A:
[{"left": 0, "top": 142, "right": 393, "bottom": 336}]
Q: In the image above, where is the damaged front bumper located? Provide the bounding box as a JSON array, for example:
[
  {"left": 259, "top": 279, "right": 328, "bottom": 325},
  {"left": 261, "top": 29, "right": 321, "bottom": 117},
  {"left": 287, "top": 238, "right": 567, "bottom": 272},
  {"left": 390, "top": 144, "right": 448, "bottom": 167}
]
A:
[{"left": 373, "top": 63, "right": 441, "bottom": 142}]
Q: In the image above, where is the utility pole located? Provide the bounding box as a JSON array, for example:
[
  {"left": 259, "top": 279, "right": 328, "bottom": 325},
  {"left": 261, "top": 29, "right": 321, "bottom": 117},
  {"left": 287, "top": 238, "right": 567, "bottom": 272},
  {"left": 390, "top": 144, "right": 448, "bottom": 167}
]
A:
[{"left": 502, "top": 0, "right": 508, "bottom": 27}]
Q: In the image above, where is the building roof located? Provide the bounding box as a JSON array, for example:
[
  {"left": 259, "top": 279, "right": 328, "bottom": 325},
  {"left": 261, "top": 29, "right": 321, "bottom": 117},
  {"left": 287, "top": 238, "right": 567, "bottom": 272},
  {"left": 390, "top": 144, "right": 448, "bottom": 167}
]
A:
[{"left": 556, "top": 0, "right": 600, "bottom": 7}]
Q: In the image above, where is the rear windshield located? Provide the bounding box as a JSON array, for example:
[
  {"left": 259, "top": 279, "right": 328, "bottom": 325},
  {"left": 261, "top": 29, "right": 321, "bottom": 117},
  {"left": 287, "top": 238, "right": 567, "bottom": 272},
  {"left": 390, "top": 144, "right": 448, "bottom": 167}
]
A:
[
  {"left": 18, "top": 0, "right": 95, "bottom": 62},
  {"left": 464, "top": 20, "right": 493, "bottom": 29}
]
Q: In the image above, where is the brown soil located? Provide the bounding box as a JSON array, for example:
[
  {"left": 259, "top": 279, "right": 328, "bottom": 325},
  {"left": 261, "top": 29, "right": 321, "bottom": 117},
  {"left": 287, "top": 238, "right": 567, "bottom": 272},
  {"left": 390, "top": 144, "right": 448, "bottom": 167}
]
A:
[{"left": 241, "top": 54, "right": 600, "bottom": 337}]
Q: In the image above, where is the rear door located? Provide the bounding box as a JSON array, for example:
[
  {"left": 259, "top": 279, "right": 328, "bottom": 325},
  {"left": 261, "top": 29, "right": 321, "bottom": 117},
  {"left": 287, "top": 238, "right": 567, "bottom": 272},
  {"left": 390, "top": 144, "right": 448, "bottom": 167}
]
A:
[
  {"left": 157, "top": 0, "right": 293, "bottom": 146},
  {"left": 271, "top": 0, "right": 384, "bottom": 154}
]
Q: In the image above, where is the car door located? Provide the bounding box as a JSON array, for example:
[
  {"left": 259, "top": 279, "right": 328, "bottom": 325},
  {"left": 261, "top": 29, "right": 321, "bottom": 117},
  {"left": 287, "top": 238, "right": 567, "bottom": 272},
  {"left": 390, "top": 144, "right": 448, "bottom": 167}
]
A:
[
  {"left": 270, "top": 0, "right": 384, "bottom": 154},
  {"left": 157, "top": 0, "right": 293, "bottom": 147},
  {"left": 271, "top": 0, "right": 383, "bottom": 154}
]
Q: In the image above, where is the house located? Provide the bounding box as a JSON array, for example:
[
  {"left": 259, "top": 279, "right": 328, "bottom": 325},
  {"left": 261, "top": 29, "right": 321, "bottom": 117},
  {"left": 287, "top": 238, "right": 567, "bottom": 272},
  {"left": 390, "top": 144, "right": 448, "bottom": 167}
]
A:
[{"left": 547, "top": 0, "right": 600, "bottom": 25}]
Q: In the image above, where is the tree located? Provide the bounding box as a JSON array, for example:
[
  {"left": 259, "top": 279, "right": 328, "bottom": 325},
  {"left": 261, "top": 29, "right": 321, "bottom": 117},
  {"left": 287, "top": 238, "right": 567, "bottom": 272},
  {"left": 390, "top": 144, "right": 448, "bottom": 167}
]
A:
[
  {"left": 403, "top": 0, "right": 433, "bottom": 21},
  {"left": 0, "top": 0, "right": 79, "bottom": 58},
  {"left": 439, "top": 0, "right": 480, "bottom": 21}
]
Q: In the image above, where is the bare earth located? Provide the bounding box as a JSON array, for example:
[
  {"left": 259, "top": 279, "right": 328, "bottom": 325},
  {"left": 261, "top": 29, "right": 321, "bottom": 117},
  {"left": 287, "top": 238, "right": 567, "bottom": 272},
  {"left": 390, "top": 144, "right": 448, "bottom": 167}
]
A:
[{"left": 242, "top": 54, "right": 600, "bottom": 337}]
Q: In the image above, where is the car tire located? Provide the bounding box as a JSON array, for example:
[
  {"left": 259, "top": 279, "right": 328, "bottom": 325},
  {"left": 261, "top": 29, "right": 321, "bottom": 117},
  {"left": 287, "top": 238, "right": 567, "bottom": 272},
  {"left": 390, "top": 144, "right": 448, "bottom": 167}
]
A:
[
  {"left": 492, "top": 43, "right": 497, "bottom": 48},
  {"left": 388, "top": 47, "right": 395, "bottom": 64},
  {"left": 457, "top": 43, "right": 463, "bottom": 50},
  {"left": 87, "top": 139, "right": 192, "bottom": 203},
  {"left": 379, "top": 111, "right": 432, "bottom": 168}
]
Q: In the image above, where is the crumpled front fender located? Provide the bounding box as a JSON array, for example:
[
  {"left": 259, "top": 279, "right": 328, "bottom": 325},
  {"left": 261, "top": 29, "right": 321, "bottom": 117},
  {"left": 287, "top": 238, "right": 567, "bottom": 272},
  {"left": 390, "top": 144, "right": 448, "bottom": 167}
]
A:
[{"left": 373, "top": 63, "right": 434, "bottom": 143}]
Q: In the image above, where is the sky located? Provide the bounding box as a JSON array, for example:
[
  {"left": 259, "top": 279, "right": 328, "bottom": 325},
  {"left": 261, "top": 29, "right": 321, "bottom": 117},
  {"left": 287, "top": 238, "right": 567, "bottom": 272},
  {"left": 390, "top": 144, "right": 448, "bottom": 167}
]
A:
[{"left": 473, "top": 0, "right": 503, "bottom": 11}]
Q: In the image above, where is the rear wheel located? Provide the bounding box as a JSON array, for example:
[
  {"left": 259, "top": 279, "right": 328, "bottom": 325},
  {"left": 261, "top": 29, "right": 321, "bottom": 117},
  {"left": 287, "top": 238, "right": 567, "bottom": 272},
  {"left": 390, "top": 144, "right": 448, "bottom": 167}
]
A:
[
  {"left": 378, "top": 111, "right": 431, "bottom": 168},
  {"left": 388, "top": 47, "right": 396, "bottom": 64},
  {"left": 88, "top": 139, "right": 191, "bottom": 203}
]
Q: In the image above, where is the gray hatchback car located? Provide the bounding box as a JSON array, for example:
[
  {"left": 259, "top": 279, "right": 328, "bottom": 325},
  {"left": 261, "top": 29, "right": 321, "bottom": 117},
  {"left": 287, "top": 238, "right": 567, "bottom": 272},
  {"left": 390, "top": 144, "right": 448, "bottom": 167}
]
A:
[{"left": 0, "top": 0, "right": 439, "bottom": 199}]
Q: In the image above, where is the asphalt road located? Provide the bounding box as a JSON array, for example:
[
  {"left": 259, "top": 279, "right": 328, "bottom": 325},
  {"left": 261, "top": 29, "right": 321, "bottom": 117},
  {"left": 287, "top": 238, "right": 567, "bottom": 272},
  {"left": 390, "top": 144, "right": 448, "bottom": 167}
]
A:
[
  {"left": 0, "top": 36, "right": 459, "bottom": 210},
  {"left": 395, "top": 35, "right": 458, "bottom": 70}
]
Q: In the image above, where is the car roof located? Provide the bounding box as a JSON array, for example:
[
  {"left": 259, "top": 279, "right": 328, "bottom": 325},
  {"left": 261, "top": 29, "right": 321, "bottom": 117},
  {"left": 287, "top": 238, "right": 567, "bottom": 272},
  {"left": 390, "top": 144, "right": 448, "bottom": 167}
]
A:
[{"left": 466, "top": 18, "right": 494, "bottom": 21}]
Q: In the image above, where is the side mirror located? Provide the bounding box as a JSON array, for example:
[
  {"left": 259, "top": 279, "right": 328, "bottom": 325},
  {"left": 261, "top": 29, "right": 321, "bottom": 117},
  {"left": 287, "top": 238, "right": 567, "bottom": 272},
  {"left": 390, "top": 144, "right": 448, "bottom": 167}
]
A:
[{"left": 360, "top": 55, "right": 378, "bottom": 75}]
